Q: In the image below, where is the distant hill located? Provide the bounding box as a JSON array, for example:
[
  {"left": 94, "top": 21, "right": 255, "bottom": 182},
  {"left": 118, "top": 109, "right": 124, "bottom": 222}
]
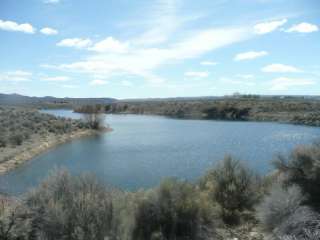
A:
[{"left": 0, "top": 93, "right": 117, "bottom": 108}]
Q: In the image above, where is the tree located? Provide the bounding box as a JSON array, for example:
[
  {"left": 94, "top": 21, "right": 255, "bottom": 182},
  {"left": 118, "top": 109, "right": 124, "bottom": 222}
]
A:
[{"left": 81, "top": 105, "right": 105, "bottom": 130}]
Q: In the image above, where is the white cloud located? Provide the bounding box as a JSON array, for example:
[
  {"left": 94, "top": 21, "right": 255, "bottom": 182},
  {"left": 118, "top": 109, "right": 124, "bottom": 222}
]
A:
[
  {"left": 41, "top": 76, "right": 70, "bottom": 82},
  {"left": 89, "top": 79, "right": 108, "bottom": 86},
  {"left": 270, "top": 77, "right": 315, "bottom": 90},
  {"left": 44, "top": 0, "right": 60, "bottom": 4},
  {"left": 121, "top": 80, "right": 133, "bottom": 87},
  {"left": 0, "top": 71, "right": 32, "bottom": 82},
  {"left": 262, "top": 64, "right": 302, "bottom": 73},
  {"left": 49, "top": 27, "right": 249, "bottom": 83},
  {"left": 89, "top": 37, "right": 129, "bottom": 53},
  {"left": 42, "top": 0, "right": 254, "bottom": 86},
  {"left": 57, "top": 38, "right": 92, "bottom": 49},
  {"left": 171, "top": 28, "right": 250, "bottom": 59},
  {"left": 0, "top": 19, "right": 36, "bottom": 34},
  {"left": 40, "top": 27, "right": 58, "bottom": 35},
  {"left": 129, "top": 0, "right": 195, "bottom": 46},
  {"left": 185, "top": 71, "right": 209, "bottom": 78},
  {"left": 234, "top": 51, "right": 268, "bottom": 61},
  {"left": 254, "top": 19, "right": 287, "bottom": 34},
  {"left": 286, "top": 22, "right": 319, "bottom": 33},
  {"left": 200, "top": 61, "right": 218, "bottom": 66}
]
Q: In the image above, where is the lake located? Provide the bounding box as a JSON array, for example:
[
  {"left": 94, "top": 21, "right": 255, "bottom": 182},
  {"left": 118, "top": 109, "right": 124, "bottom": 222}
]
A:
[{"left": 1, "top": 109, "right": 320, "bottom": 195}]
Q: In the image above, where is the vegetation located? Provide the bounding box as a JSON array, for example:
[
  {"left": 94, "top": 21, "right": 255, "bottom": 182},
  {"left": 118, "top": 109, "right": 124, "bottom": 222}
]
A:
[
  {"left": 273, "top": 143, "right": 320, "bottom": 209},
  {"left": 132, "top": 179, "right": 205, "bottom": 240},
  {"left": 1, "top": 143, "right": 320, "bottom": 239},
  {"left": 0, "top": 107, "right": 102, "bottom": 172},
  {"left": 0, "top": 107, "right": 89, "bottom": 149},
  {"left": 91, "top": 97, "right": 320, "bottom": 126},
  {"left": 0, "top": 93, "right": 115, "bottom": 109},
  {"left": 26, "top": 170, "right": 113, "bottom": 240},
  {"left": 256, "top": 143, "right": 320, "bottom": 240},
  {"left": 74, "top": 105, "right": 105, "bottom": 130},
  {"left": 199, "top": 156, "right": 262, "bottom": 224},
  {"left": 256, "top": 184, "right": 305, "bottom": 232}
]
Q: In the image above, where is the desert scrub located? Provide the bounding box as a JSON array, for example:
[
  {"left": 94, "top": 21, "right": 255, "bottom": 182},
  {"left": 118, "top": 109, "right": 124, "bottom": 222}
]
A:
[
  {"left": 25, "top": 170, "right": 113, "bottom": 240},
  {"left": 0, "top": 196, "right": 35, "bottom": 240},
  {"left": 256, "top": 184, "right": 305, "bottom": 232},
  {"left": 273, "top": 206, "right": 320, "bottom": 240},
  {"left": 0, "top": 107, "right": 91, "bottom": 148},
  {"left": 132, "top": 178, "right": 213, "bottom": 240},
  {"left": 200, "top": 156, "right": 262, "bottom": 225},
  {"left": 274, "top": 143, "right": 320, "bottom": 209}
]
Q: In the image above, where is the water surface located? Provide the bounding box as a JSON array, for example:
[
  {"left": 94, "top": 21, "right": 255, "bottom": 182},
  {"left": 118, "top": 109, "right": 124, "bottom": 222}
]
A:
[{"left": 1, "top": 109, "right": 320, "bottom": 194}]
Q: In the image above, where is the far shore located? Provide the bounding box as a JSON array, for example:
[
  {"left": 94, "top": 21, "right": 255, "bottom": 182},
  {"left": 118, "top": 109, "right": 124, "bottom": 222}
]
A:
[{"left": 0, "top": 127, "right": 112, "bottom": 175}]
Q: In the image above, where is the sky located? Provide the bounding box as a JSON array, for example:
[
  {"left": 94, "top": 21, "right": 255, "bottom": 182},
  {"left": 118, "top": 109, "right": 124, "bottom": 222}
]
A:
[{"left": 0, "top": 0, "right": 319, "bottom": 99}]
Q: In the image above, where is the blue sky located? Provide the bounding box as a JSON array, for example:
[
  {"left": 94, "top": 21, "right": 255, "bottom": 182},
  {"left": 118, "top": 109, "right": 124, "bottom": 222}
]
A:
[{"left": 0, "top": 0, "right": 319, "bottom": 98}]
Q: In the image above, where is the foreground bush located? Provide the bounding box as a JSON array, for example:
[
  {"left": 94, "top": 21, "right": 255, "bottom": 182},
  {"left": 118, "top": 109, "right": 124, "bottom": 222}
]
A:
[
  {"left": 0, "top": 197, "right": 34, "bottom": 240},
  {"left": 200, "top": 156, "right": 261, "bottom": 224},
  {"left": 25, "top": 170, "right": 113, "bottom": 240},
  {"left": 274, "top": 143, "right": 320, "bottom": 209},
  {"left": 256, "top": 184, "right": 305, "bottom": 232},
  {"left": 273, "top": 206, "right": 320, "bottom": 240},
  {"left": 132, "top": 179, "right": 209, "bottom": 240}
]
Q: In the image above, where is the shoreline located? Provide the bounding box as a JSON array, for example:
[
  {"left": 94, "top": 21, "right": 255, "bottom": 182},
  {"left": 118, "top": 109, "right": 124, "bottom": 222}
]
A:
[
  {"left": 0, "top": 127, "right": 112, "bottom": 175},
  {"left": 100, "top": 111, "right": 320, "bottom": 128}
]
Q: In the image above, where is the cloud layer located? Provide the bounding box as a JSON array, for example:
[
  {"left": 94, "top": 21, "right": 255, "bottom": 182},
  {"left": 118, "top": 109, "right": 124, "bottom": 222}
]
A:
[
  {"left": 57, "top": 38, "right": 93, "bottom": 48},
  {"left": 0, "top": 20, "right": 36, "bottom": 34},
  {"left": 254, "top": 19, "right": 287, "bottom": 34},
  {"left": 234, "top": 51, "right": 268, "bottom": 61},
  {"left": 40, "top": 27, "right": 58, "bottom": 35},
  {"left": 262, "top": 64, "right": 302, "bottom": 73},
  {"left": 286, "top": 22, "right": 319, "bottom": 33}
]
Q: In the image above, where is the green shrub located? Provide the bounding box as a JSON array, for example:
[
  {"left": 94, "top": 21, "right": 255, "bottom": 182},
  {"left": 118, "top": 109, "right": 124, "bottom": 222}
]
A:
[
  {"left": 273, "top": 143, "right": 320, "bottom": 209},
  {"left": 9, "top": 133, "right": 23, "bottom": 146},
  {"left": 25, "top": 170, "right": 113, "bottom": 240},
  {"left": 0, "top": 136, "right": 6, "bottom": 148},
  {"left": 201, "top": 156, "right": 260, "bottom": 224},
  {"left": 132, "top": 179, "right": 204, "bottom": 240}
]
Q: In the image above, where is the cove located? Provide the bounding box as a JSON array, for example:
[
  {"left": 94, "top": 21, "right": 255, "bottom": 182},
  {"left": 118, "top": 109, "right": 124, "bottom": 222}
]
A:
[{"left": 1, "top": 109, "right": 320, "bottom": 195}]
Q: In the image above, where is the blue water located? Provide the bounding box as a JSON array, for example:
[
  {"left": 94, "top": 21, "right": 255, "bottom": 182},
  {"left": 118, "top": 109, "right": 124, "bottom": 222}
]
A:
[{"left": 1, "top": 109, "right": 320, "bottom": 195}]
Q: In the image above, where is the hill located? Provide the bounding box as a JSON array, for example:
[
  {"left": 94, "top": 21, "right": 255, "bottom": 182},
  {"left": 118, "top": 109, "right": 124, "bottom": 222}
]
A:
[{"left": 0, "top": 93, "right": 116, "bottom": 108}]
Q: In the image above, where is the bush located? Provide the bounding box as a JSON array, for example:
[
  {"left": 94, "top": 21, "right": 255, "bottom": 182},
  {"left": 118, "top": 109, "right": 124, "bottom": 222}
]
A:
[
  {"left": 75, "top": 105, "right": 105, "bottom": 130},
  {"left": 132, "top": 178, "right": 204, "bottom": 240},
  {"left": 0, "top": 136, "right": 6, "bottom": 148},
  {"left": 201, "top": 156, "right": 260, "bottom": 224},
  {"left": 25, "top": 170, "right": 113, "bottom": 240},
  {"left": 0, "top": 197, "right": 34, "bottom": 240},
  {"left": 9, "top": 133, "right": 23, "bottom": 146},
  {"left": 273, "top": 206, "right": 320, "bottom": 240},
  {"left": 0, "top": 107, "right": 91, "bottom": 153},
  {"left": 256, "top": 184, "right": 305, "bottom": 232},
  {"left": 203, "top": 105, "right": 250, "bottom": 120},
  {"left": 274, "top": 143, "right": 320, "bottom": 209}
]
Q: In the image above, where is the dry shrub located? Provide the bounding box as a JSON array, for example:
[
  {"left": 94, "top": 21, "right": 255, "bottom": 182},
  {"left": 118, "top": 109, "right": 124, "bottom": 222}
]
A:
[
  {"left": 25, "top": 170, "right": 113, "bottom": 240},
  {"left": 256, "top": 184, "right": 305, "bottom": 232}
]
